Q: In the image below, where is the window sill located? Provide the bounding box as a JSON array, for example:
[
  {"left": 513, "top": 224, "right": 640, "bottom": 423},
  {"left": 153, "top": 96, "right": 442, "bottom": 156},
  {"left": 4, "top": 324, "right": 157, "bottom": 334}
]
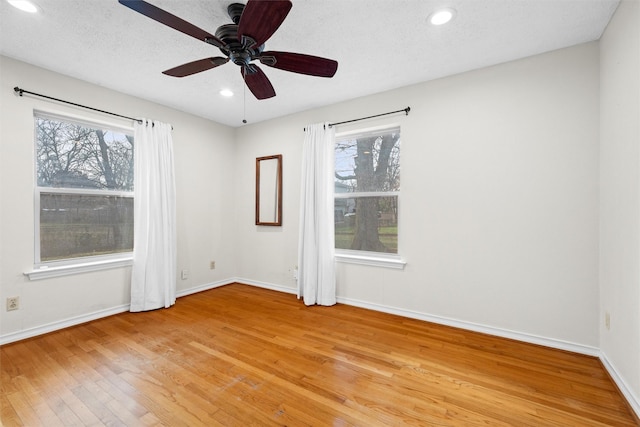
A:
[
  {"left": 24, "top": 256, "right": 133, "bottom": 281},
  {"left": 335, "top": 251, "right": 406, "bottom": 269}
]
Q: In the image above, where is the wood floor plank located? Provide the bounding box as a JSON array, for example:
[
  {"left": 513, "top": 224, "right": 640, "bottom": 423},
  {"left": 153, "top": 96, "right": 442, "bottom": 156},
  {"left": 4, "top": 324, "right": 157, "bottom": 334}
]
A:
[
  {"left": 1, "top": 283, "right": 637, "bottom": 426},
  {"left": 0, "top": 392, "right": 22, "bottom": 426},
  {"left": 4, "top": 391, "right": 44, "bottom": 427}
]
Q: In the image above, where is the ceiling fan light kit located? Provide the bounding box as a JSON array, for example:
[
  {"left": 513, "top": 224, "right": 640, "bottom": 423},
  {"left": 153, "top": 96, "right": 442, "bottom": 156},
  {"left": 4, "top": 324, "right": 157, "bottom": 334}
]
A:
[
  {"left": 7, "top": 0, "right": 38, "bottom": 13},
  {"left": 429, "top": 7, "right": 456, "bottom": 26},
  {"left": 118, "top": 0, "right": 338, "bottom": 100}
]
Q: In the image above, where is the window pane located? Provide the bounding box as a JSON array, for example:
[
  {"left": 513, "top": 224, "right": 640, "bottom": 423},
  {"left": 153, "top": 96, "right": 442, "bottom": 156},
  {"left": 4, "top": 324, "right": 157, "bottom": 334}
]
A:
[
  {"left": 335, "top": 127, "right": 400, "bottom": 193},
  {"left": 36, "top": 117, "right": 133, "bottom": 191},
  {"left": 40, "top": 193, "right": 133, "bottom": 261},
  {"left": 334, "top": 196, "right": 398, "bottom": 254}
]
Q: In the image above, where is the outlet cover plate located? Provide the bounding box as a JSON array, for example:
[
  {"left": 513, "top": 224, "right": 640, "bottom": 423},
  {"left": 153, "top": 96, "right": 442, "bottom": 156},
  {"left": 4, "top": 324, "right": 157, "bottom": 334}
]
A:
[{"left": 6, "top": 297, "right": 19, "bottom": 311}]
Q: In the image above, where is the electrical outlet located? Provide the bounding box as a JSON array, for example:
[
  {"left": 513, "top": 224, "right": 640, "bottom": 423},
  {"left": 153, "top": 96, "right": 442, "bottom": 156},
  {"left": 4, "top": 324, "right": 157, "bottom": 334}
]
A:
[
  {"left": 605, "top": 312, "right": 610, "bottom": 330},
  {"left": 181, "top": 269, "right": 189, "bottom": 280},
  {"left": 210, "top": 261, "right": 216, "bottom": 270},
  {"left": 6, "top": 297, "right": 19, "bottom": 311}
]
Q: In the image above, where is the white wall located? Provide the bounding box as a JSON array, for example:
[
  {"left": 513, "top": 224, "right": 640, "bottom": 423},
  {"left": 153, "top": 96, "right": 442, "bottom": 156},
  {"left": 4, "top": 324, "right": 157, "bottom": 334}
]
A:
[
  {"left": 235, "top": 42, "right": 601, "bottom": 351},
  {"left": 233, "top": 118, "right": 303, "bottom": 289},
  {"left": 600, "top": 0, "right": 640, "bottom": 410},
  {"left": 0, "top": 56, "right": 237, "bottom": 341}
]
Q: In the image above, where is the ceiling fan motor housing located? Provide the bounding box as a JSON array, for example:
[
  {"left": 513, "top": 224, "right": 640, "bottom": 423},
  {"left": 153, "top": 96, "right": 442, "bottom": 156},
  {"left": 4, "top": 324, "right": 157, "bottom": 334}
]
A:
[{"left": 215, "top": 20, "right": 263, "bottom": 72}]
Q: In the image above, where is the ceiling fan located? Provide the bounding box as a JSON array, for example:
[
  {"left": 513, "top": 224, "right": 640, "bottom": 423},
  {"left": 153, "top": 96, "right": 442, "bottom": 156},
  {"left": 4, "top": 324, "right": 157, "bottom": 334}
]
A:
[{"left": 118, "top": 0, "right": 338, "bottom": 100}]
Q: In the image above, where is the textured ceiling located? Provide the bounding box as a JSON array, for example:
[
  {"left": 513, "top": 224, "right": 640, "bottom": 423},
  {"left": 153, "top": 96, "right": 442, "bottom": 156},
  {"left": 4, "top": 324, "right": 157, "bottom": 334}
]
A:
[{"left": 0, "top": 0, "right": 619, "bottom": 127}]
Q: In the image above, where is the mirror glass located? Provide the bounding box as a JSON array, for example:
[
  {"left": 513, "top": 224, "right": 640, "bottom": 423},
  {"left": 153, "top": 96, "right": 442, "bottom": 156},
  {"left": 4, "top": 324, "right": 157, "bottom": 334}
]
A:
[{"left": 256, "top": 155, "right": 282, "bottom": 226}]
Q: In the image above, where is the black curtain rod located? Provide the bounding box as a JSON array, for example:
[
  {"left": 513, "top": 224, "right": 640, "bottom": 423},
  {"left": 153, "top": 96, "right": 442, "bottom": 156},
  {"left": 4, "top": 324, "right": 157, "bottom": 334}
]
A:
[
  {"left": 304, "top": 107, "right": 410, "bottom": 131},
  {"left": 329, "top": 106, "right": 410, "bottom": 128},
  {"left": 14, "top": 86, "right": 142, "bottom": 124}
]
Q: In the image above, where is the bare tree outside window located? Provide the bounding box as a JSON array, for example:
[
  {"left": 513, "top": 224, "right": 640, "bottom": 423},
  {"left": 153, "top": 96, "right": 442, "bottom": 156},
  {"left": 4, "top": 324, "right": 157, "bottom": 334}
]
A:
[
  {"left": 35, "top": 115, "right": 134, "bottom": 262},
  {"left": 335, "top": 126, "right": 400, "bottom": 253}
]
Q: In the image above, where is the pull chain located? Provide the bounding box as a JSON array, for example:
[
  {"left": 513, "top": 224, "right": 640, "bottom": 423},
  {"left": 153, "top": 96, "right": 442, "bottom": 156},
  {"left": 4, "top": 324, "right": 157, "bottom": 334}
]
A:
[{"left": 242, "top": 68, "right": 247, "bottom": 124}]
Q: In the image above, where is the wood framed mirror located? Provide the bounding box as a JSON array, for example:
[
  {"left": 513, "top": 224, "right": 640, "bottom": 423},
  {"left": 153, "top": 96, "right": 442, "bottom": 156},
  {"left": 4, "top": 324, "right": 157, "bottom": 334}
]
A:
[{"left": 256, "top": 154, "right": 282, "bottom": 226}]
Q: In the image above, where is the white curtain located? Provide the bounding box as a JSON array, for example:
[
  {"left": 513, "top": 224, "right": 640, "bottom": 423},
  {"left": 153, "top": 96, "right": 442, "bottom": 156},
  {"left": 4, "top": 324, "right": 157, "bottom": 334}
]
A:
[
  {"left": 130, "top": 119, "right": 177, "bottom": 312},
  {"left": 297, "top": 123, "right": 336, "bottom": 306}
]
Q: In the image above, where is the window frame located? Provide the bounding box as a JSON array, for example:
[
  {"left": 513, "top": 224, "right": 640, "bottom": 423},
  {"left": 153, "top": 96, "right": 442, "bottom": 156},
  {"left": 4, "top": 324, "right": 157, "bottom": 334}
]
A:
[
  {"left": 333, "top": 124, "right": 406, "bottom": 269},
  {"left": 27, "top": 110, "right": 135, "bottom": 280}
]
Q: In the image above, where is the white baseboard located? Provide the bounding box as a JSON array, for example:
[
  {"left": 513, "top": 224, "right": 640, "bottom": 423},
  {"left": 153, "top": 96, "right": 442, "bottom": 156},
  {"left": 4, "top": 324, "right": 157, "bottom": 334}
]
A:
[
  {"left": 176, "top": 278, "right": 236, "bottom": 298},
  {"left": 0, "top": 278, "right": 605, "bottom": 357},
  {"left": 233, "top": 277, "right": 298, "bottom": 295},
  {"left": 0, "top": 278, "right": 614, "bottom": 360},
  {"left": 599, "top": 351, "right": 640, "bottom": 420},
  {"left": 0, "top": 304, "right": 130, "bottom": 346},
  {"left": 335, "top": 295, "right": 601, "bottom": 357},
  {"left": 0, "top": 278, "right": 237, "bottom": 346}
]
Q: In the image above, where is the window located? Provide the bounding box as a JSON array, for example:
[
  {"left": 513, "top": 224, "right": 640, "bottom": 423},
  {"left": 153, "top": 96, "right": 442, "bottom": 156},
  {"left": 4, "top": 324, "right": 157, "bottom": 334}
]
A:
[
  {"left": 34, "top": 112, "right": 134, "bottom": 266},
  {"left": 334, "top": 125, "right": 400, "bottom": 256}
]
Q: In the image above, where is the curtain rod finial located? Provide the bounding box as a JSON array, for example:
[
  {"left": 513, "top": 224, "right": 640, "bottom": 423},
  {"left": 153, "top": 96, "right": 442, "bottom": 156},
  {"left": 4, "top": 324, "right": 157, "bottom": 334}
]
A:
[
  {"left": 14, "top": 87, "right": 23, "bottom": 96},
  {"left": 405, "top": 107, "right": 410, "bottom": 115}
]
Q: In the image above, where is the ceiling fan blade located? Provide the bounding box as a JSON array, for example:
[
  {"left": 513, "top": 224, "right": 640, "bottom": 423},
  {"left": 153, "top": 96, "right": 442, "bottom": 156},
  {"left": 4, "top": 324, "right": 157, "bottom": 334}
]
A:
[
  {"left": 163, "top": 57, "right": 229, "bottom": 77},
  {"left": 259, "top": 51, "right": 338, "bottom": 77},
  {"left": 242, "top": 65, "right": 276, "bottom": 100},
  {"left": 118, "top": 0, "right": 224, "bottom": 48},
  {"left": 237, "top": 0, "right": 292, "bottom": 48}
]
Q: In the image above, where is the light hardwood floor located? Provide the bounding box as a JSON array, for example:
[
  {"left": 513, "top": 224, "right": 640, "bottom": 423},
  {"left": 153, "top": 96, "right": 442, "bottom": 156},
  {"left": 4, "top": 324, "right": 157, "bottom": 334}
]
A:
[{"left": 1, "top": 283, "right": 637, "bottom": 426}]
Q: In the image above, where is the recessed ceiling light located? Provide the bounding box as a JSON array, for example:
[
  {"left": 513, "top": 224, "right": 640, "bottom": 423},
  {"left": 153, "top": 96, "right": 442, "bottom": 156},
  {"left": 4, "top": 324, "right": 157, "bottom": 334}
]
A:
[
  {"left": 219, "top": 89, "right": 234, "bottom": 97},
  {"left": 429, "top": 7, "right": 455, "bottom": 26},
  {"left": 7, "top": 0, "right": 38, "bottom": 13}
]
